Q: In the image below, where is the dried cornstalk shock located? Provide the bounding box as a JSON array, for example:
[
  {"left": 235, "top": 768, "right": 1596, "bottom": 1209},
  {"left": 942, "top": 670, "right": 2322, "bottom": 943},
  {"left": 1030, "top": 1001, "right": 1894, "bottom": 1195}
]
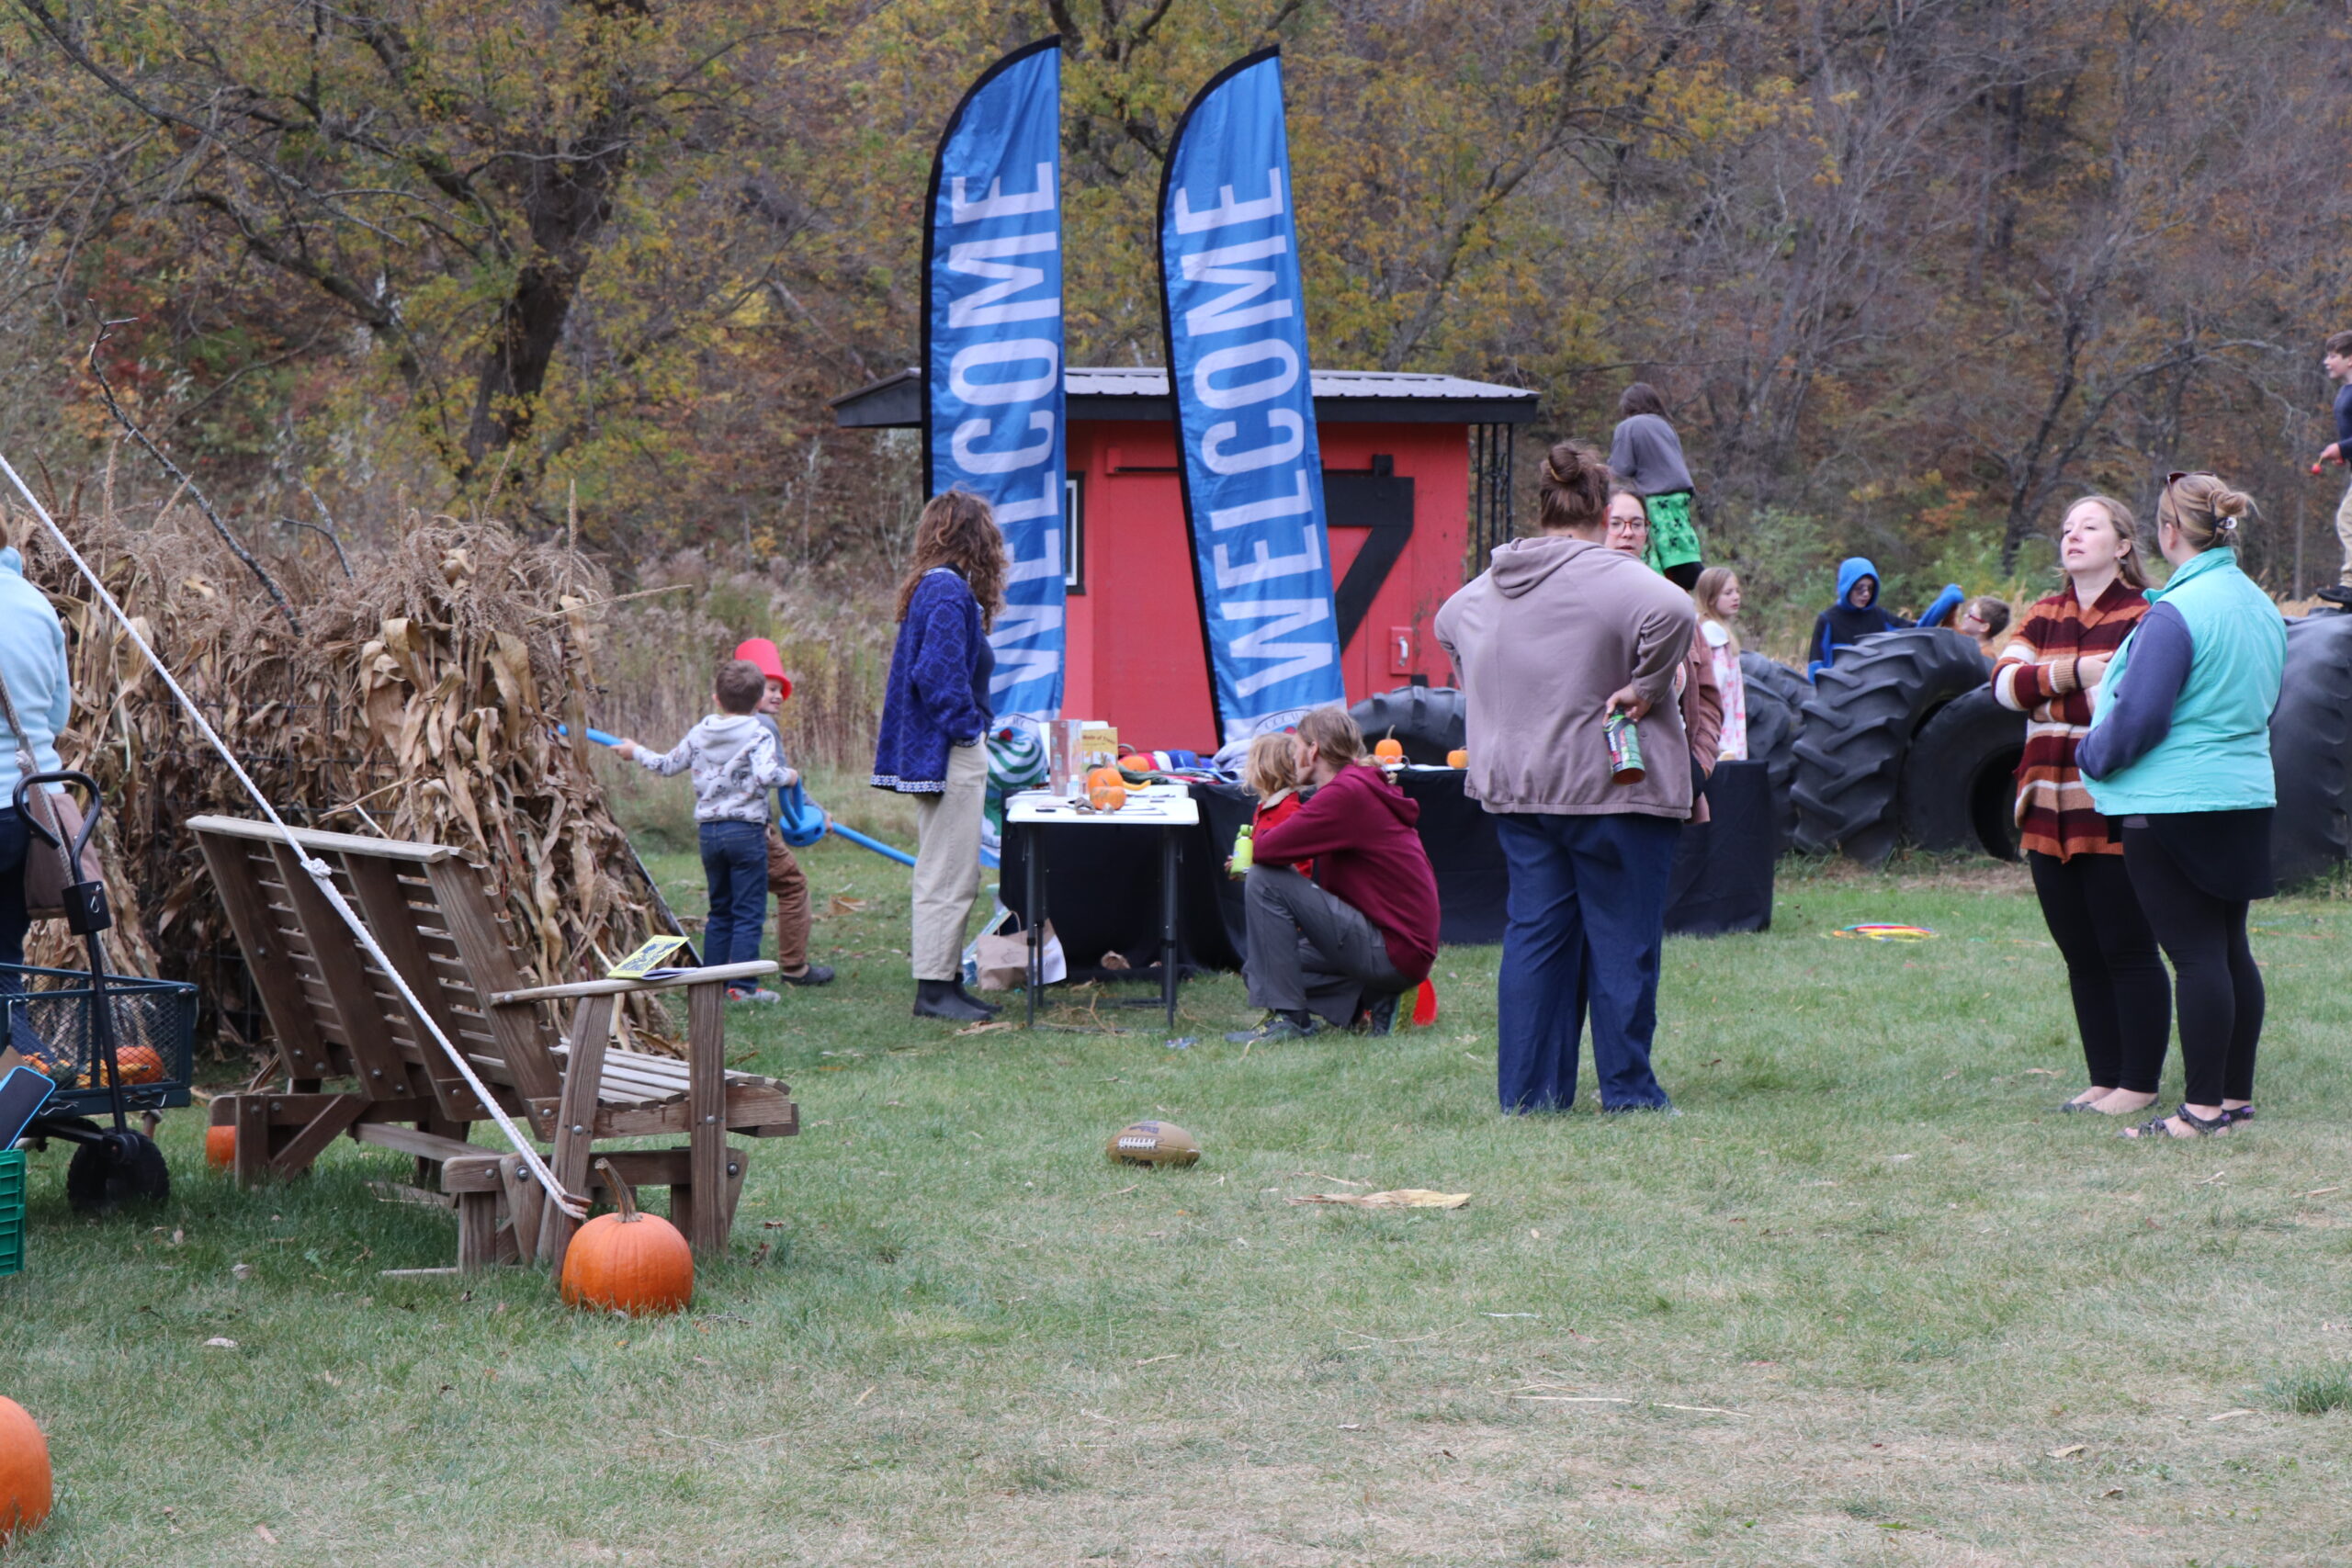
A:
[{"left": 12, "top": 495, "right": 685, "bottom": 1055}]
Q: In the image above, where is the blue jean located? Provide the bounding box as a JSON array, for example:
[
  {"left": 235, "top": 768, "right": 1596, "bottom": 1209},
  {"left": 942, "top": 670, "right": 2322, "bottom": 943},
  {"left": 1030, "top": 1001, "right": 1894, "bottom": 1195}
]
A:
[
  {"left": 698, "top": 819, "right": 769, "bottom": 971},
  {"left": 1493, "top": 811, "right": 1681, "bottom": 1112}
]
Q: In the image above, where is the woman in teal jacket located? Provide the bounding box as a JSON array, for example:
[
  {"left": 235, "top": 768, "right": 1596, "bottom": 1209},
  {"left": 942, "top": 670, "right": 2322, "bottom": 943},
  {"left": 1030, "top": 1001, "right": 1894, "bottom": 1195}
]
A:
[{"left": 2077, "top": 473, "right": 2286, "bottom": 1139}]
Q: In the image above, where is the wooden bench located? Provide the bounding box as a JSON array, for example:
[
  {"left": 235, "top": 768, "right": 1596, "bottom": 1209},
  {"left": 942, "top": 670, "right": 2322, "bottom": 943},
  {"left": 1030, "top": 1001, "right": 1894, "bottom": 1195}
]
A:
[{"left": 189, "top": 815, "right": 797, "bottom": 1270}]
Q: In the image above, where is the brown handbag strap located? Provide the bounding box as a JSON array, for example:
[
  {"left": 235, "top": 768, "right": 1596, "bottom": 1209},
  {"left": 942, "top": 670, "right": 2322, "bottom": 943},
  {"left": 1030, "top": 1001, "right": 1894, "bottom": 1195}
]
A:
[{"left": 0, "top": 652, "right": 78, "bottom": 887}]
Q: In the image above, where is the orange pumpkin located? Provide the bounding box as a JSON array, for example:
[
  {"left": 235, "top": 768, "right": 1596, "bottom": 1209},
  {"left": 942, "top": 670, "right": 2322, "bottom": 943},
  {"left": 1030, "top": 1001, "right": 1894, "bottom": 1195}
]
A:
[
  {"left": 205, "top": 1124, "right": 237, "bottom": 1169},
  {"left": 0, "top": 1398, "right": 51, "bottom": 1541},
  {"left": 17, "top": 1054, "right": 68, "bottom": 1086},
  {"left": 1118, "top": 754, "right": 1156, "bottom": 775},
  {"left": 1084, "top": 764, "right": 1125, "bottom": 794},
  {"left": 560, "top": 1158, "right": 694, "bottom": 1316},
  {"left": 1373, "top": 738, "right": 1406, "bottom": 762},
  {"left": 1445, "top": 749, "right": 1468, "bottom": 769},
  {"left": 1088, "top": 782, "right": 1126, "bottom": 812},
  {"left": 104, "top": 1046, "right": 165, "bottom": 1086}
]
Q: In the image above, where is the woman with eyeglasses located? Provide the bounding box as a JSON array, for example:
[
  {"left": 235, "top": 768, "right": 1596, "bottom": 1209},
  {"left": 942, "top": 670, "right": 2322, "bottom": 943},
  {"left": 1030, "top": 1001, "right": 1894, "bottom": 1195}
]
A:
[
  {"left": 2076, "top": 473, "right": 2287, "bottom": 1139},
  {"left": 1606, "top": 487, "right": 1724, "bottom": 818}
]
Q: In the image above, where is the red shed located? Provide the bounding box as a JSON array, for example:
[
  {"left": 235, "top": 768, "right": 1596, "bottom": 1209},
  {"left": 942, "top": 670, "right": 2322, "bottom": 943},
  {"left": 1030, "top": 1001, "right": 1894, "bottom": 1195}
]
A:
[{"left": 831, "top": 366, "right": 1538, "bottom": 751}]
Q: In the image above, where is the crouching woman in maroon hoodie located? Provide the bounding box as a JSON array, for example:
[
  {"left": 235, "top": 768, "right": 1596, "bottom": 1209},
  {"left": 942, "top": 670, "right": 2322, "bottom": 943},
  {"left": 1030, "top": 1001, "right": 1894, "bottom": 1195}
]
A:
[
  {"left": 1435, "top": 439, "right": 1702, "bottom": 1113},
  {"left": 1223, "top": 707, "right": 1442, "bottom": 1045}
]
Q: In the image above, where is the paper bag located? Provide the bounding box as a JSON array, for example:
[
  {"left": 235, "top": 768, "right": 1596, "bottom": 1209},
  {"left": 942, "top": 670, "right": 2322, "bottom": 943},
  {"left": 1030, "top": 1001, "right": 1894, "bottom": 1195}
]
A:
[{"left": 974, "top": 920, "right": 1065, "bottom": 991}]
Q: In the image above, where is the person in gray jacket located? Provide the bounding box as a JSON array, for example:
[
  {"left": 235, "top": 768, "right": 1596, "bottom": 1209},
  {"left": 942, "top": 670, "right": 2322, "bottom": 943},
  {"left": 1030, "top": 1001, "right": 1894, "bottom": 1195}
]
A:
[
  {"left": 1607, "top": 382, "right": 1703, "bottom": 589},
  {"left": 1435, "top": 439, "right": 1700, "bottom": 1113}
]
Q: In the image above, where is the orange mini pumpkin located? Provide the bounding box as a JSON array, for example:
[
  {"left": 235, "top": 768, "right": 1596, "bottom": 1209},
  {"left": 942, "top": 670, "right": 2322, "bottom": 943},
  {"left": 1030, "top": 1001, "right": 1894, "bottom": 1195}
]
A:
[
  {"left": 1088, "top": 782, "right": 1127, "bottom": 812},
  {"left": 1445, "top": 748, "right": 1468, "bottom": 769},
  {"left": 17, "top": 1053, "right": 68, "bottom": 1086},
  {"left": 560, "top": 1158, "right": 694, "bottom": 1316},
  {"left": 1118, "top": 754, "right": 1157, "bottom": 775},
  {"left": 105, "top": 1045, "right": 165, "bottom": 1086},
  {"left": 1084, "top": 764, "right": 1125, "bottom": 794},
  {"left": 1373, "top": 738, "right": 1406, "bottom": 762},
  {"left": 0, "top": 1398, "right": 51, "bottom": 1540},
  {"left": 205, "top": 1124, "right": 237, "bottom": 1169}
]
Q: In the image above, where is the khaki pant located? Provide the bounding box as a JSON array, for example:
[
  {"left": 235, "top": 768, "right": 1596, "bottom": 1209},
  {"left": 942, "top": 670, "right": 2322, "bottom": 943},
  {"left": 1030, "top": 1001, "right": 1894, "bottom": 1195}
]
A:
[
  {"left": 910, "top": 740, "right": 986, "bottom": 981},
  {"left": 764, "top": 827, "right": 811, "bottom": 975},
  {"left": 2336, "top": 481, "right": 2352, "bottom": 588}
]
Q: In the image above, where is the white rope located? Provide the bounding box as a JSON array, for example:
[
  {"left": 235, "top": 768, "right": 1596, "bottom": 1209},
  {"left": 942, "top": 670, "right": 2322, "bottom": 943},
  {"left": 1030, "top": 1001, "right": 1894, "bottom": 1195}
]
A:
[{"left": 0, "top": 455, "right": 585, "bottom": 1219}]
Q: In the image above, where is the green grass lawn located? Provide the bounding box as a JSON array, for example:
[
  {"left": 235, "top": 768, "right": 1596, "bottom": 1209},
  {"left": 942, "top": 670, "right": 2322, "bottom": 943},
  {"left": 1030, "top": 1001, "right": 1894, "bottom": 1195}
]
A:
[{"left": 5, "top": 844, "right": 2351, "bottom": 1565}]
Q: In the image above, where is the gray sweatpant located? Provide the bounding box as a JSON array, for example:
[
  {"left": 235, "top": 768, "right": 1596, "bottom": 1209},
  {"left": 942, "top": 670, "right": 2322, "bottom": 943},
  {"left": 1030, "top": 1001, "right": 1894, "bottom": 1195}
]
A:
[{"left": 1242, "top": 865, "right": 1410, "bottom": 1026}]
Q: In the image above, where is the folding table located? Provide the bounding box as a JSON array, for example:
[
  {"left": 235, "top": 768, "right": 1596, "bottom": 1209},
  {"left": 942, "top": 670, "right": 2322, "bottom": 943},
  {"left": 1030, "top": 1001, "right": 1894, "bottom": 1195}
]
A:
[{"left": 1004, "top": 786, "right": 1201, "bottom": 1029}]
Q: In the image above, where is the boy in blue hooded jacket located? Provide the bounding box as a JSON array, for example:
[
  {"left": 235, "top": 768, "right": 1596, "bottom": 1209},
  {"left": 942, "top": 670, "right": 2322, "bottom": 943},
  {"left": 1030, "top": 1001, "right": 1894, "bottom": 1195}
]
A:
[{"left": 1807, "top": 558, "right": 1963, "bottom": 678}]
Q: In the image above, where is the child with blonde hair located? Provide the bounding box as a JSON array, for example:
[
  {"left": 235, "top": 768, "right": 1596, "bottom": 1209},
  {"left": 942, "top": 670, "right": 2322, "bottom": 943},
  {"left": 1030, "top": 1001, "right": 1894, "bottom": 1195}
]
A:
[
  {"left": 1238, "top": 730, "right": 1313, "bottom": 877},
  {"left": 1690, "top": 566, "right": 1747, "bottom": 761}
]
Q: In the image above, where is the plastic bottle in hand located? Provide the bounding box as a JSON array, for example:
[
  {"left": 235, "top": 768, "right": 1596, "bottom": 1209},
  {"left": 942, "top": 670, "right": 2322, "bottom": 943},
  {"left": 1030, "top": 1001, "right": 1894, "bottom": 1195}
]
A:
[{"left": 1229, "top": 823, "right": 1255, "bottom": 876}]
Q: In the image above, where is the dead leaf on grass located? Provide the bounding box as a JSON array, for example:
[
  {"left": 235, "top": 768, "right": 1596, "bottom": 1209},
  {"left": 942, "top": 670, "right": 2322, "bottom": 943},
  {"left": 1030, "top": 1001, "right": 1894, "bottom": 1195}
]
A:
[
  {"left": 826, "top": 896, "right": 871, "bottom": 916},
  {"left": 2022, "top": 1067, "right": 2059, "bottom": 1077},
  {"left": 2049, "top": 1443, "right": 2087, "bottom": 1459},
  {"left": 2207, "top": 1408, "right": 2257, "bottom": 1422},
  {"left": 202, "top": 1337, "right": 239, "bottom": 1349},
  {"left": 955, "top": 1021, "right": 1016, "bottom": 1036},
  {"left": 254, "top": 1524, "right": 278, "bottom": 1545},
  {"left": 1291, "top": 1189, "right": 1468, "bottom": 1209}
]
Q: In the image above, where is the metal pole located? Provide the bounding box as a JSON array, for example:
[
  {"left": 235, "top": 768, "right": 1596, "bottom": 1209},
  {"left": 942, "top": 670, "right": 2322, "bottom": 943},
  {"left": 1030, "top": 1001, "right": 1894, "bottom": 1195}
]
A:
[
  {"left": 1161, "top": 827, "right": 1179, "bottom": 1029},
  {"left": 2295, "top": 488, "right": 2306, "bottom": 602},
  {"left": 1024, "top": 821, "right": 1040, "bottom": 1030}
]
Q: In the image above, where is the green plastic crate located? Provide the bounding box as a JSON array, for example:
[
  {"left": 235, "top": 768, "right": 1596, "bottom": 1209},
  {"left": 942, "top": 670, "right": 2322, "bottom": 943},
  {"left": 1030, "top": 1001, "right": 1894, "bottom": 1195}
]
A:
[{"left": 0, "top": 1149, "right": 22, "bottom": 1277}]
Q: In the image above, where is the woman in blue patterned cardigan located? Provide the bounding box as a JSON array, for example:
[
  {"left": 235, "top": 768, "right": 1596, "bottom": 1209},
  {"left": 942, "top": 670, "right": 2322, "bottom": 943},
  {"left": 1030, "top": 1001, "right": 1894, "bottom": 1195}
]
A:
[{"left": 874, "top": 492, "right": 1005, "bottom": 1022}]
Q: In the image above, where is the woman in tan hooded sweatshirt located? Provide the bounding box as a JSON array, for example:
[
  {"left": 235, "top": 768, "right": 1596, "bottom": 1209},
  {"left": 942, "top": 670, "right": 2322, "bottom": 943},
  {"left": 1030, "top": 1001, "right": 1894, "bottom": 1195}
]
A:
[{"left": 1435, "top": 439, "right": 1701, "bottom": 1114}]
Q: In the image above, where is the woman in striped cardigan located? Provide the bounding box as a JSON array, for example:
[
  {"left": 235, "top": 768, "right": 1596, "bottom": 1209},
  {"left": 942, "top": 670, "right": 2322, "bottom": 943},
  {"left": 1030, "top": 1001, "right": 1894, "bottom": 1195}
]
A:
[{"left": 1992, "top": 496, "right": 2171, "bottom": 1115}]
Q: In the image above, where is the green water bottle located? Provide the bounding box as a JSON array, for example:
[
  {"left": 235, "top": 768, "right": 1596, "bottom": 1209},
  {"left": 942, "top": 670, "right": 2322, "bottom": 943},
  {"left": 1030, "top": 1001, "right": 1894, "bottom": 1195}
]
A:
[{"left": 1229, "top": 823, "right": 1255, "bottom": 875}]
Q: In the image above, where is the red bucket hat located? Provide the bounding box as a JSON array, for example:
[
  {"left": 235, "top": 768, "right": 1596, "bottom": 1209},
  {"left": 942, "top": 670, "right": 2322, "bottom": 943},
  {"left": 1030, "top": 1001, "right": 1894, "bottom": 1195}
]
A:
[{"left": 733, "top": 637, "right": 792, "bottom": 701}]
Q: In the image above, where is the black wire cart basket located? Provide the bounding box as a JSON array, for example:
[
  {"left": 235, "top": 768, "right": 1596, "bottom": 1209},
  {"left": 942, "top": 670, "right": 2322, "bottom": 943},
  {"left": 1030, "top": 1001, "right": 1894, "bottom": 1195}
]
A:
[{"left": 3, "top": 964, "right": 196, "bottom": 1117}]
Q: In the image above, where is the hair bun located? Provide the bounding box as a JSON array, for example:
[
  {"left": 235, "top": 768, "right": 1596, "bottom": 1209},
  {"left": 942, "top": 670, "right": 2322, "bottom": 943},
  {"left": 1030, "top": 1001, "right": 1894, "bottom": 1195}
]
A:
[
  {"left": 2213, "top": 486, "right": 2252, "bottom": 520},
  {"left": 1542, "top": 450, "right": 1584, "bottom": 485}
]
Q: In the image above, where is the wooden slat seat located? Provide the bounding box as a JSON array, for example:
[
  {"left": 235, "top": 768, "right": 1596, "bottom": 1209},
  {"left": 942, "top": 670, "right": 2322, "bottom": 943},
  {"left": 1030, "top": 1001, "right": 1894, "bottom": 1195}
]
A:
[{"left": 190, "top": 813, "right": 797, "bottom": 1271}]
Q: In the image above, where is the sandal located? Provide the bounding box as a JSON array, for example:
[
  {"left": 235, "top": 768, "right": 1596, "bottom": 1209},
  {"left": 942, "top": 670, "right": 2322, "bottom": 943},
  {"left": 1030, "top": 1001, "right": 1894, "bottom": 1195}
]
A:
[
  {"left": 2218, "top": 1104, "right": 2255, "bottom": 1128},
  {"left": 2120, "top": 1102, "right": 2230, "bottom": 1140},
  {"left": 2059, "top": 1094, "right": 2107, "bottom": 1114}
]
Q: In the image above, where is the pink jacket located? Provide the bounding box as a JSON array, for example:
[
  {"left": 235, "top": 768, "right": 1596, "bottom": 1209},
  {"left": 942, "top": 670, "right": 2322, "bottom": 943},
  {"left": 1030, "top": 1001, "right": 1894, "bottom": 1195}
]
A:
[{"left": 1434, "top": 535, "right": 1703, "bottom": 819}]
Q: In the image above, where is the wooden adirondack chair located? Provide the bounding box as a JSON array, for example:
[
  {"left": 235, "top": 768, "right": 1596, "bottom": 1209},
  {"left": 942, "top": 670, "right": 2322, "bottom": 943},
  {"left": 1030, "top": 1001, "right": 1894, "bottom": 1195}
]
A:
[{"left": 188, "top": 815, "right": 797, "bottom": 1270}]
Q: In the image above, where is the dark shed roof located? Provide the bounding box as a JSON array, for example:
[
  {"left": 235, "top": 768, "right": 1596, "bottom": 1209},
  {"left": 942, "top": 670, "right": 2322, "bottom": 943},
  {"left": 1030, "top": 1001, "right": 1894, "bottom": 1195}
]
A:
[{"left": 830, "top": 366, "right": 1541, "bottom": 428}]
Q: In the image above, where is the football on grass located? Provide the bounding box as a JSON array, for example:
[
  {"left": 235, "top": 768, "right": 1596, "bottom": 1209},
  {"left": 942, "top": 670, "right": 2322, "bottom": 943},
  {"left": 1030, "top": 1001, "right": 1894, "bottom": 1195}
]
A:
[{"left": 1106, "top": 1121, "right": 1200, "bottom": 1167}]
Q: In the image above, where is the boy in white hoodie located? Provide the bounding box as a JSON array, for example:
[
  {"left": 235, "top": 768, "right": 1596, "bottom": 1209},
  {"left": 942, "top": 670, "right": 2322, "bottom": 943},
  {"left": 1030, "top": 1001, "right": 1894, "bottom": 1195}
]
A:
[{"left": 616, "top": 660, "right": 798, "bottom": 1000}]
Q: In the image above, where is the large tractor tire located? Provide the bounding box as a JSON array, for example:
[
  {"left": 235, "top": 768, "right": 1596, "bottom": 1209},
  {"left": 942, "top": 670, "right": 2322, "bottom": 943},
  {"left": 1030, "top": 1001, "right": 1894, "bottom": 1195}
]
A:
[
  {"left": 1898, "top": 687, "right": 2025, "bottom": 860},
  {"left": 1738, "top": 653, "right": 1807, "bottom": 850},
  {"left": 1349, "top": 685, "right": 1466, "bottom": 766},
  {"left": 1791, "top": 628, "right": 1989, "bottom": 863},
  {"left": 2269, "top": 611, "right": 2352, "bottom": 886}
]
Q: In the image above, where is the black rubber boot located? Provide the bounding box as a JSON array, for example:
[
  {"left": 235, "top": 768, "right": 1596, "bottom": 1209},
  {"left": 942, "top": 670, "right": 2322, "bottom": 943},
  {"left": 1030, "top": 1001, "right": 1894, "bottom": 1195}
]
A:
[
  {"left": 954, "top": 979, "right": 1002, "bottom": 1014},
  {"left": 914, "top": 979, "right": 992, "bottom": 1022}
]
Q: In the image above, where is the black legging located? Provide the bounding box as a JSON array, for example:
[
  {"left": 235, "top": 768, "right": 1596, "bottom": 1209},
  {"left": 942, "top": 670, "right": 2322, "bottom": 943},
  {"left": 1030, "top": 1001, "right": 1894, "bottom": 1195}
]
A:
[
  {"left": 2027, "top": 850, "right": 2169, "bottom": 1094},
  {"left": 2123, "top": 827, "right": 2263, "bottom": 1106}
]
